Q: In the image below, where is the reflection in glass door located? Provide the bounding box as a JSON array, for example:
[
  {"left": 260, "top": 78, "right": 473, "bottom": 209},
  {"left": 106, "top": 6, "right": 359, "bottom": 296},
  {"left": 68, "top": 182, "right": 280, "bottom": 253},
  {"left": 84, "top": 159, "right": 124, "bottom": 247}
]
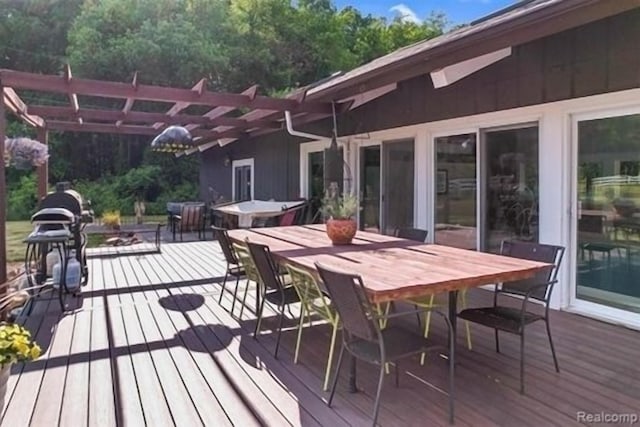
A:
[
  {"left": 382, "top": 140, "right": 414, "bottom": 235},
  {"left": 482, "top": 125, "right": 539, "bottom": 253},
  {"left": 434, "top": 134, "right": 477, "bottom": 249},
  {"left": 360, "top": 146, "right": 380, "bottom": 232},
  {"left": 576, "top": 112, "right": 640, "bottom": 314}
]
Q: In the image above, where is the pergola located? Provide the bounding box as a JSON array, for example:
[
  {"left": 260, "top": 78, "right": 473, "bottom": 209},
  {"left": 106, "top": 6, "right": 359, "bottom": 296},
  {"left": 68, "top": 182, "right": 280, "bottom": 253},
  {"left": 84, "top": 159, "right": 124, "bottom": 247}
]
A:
[{"left": 0, "top": 66, "right": 348, "bottom": 283}]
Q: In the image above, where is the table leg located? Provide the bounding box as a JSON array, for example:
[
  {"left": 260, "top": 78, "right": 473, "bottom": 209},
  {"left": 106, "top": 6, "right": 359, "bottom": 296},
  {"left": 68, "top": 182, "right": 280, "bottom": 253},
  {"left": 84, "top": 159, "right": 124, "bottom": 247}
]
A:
[
  {"left": 448, "top": 290, "right": 458, "bottom": 351},
  {"left": 348, "top": 355, "right": 358, "bottom": 393}
]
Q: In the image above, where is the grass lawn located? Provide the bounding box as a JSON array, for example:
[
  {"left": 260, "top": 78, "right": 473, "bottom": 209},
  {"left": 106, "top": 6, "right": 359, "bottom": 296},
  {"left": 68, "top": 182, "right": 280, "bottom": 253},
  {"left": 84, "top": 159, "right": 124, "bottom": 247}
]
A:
[{"left": 6, "top": 221, "right": 33, "bottom": 263}]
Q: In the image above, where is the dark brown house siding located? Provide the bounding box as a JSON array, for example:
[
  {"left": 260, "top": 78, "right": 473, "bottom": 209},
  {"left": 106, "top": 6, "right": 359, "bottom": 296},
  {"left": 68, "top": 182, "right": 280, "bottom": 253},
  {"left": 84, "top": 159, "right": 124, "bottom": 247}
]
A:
[
  {"left": 200, "top": 8, "right": 640, "bottom": 201},
  {"left": 338, "top": 8, "right": 640, "bottom": 135}
]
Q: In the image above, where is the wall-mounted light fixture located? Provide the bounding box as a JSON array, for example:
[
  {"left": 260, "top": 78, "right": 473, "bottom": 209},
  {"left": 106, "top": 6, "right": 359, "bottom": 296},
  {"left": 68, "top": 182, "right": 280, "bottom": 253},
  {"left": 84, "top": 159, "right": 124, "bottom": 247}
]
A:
[{"left": 224, "top": 154, "right": 232, "bottom": 167}]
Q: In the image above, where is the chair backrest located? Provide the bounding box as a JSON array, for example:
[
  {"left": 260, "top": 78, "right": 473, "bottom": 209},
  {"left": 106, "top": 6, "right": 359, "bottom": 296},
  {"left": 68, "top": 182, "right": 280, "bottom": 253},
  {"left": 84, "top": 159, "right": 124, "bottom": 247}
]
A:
[
  {"left": 285, "top": 263, "right": 336, "bottom": 323},
  {"left": 212, "top": 226, "right": 238, "bottom": 265},
  {"left": 246, "top": 240, "right": 284, "bottom": 292},
  {"left": 396, "top": 227, "right": 428, "bottom": 242},
  {"left": 315, "top": 263, "right": 379, "bottom": 342},
  {"left": 232, "top": 242, "right": 260, "bottom": 283},
  {"left": 500, "top": 240, "right": 565, "bottom": 302},
  {"left": 279, "top": 209, "right": 298, "bottom": 227},
  {"left": 180, "top": 204, "right": 204, "bottom": 229}
]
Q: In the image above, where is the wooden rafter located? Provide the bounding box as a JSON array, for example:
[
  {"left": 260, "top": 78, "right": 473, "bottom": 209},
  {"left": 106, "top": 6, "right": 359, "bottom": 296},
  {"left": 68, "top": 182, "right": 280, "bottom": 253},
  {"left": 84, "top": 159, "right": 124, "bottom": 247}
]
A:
[
  {"left": 27, "top": 105, "right": 282, "bottom": 130},
  {"left": 2, "top": 87, "right": 44, "bottom": 128},
  {"left": 64, "top": 64, "right": 82, "bottom": 124},
  {"left": 152, "top": 77, "right": 208, "bottom": 129},
  {"left": 116, "top": 72, "right": 138, "bottom": 127},
  {"left": 185, "top": 84, "right": 259, "bottom": 131}
]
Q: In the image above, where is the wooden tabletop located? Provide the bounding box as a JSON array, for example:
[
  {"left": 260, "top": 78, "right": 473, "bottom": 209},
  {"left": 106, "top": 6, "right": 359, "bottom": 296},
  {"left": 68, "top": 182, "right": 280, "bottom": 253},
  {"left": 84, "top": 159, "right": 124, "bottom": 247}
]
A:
[{"left": 227, "top": 225, "right": 550, "bottom": 303}]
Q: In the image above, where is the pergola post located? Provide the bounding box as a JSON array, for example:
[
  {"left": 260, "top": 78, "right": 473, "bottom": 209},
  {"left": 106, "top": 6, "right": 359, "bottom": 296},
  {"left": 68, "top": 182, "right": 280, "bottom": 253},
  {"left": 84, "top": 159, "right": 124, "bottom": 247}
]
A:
[
  {"left": 36, "top": 127, "right": 48, "bottom": 200},
  {"left": 0, "top": 82, "right": 7, "bottom": 285}
]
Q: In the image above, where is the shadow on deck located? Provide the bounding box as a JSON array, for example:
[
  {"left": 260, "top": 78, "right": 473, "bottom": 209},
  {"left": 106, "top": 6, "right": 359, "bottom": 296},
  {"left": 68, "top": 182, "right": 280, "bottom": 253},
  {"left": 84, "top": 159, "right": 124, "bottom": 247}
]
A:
[{"left": 2, "top": 240, "right": 639, "bottom": 426}]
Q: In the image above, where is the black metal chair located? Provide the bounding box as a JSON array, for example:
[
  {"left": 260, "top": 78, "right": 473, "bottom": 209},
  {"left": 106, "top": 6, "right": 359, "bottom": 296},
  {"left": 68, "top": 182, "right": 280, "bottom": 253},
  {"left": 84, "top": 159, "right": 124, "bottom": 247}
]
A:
[
  {"left": 246, "top": 240, "right": 300, "bottom": 358},
  {"left": 458, "top": 240, "right": 565, "bottom": 394},
  {"left": 395, "top": 227, "right": 428, "bottom": 242},
  {"left": 316, "top": 263, "right": 455, "bottom": 426},
  {"left": 212, "top": 226, "right": 245, "bottom": 310}
]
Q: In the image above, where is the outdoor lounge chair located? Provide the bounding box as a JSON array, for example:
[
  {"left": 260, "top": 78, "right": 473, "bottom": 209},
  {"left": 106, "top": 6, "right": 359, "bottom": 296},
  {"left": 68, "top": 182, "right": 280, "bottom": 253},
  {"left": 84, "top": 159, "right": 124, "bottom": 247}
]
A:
[
  {"left": 212, "top": 226, "right": 245, "bottom": 309},
  {"left": 316, "top": 263, "right": 455, "bottom": 426},
  {"left": 458, "top": 240, "right": 565, "bottom": 394},
  {"left": 285, "top": 263, "right": 340, "bottom": 391},
  {"left": 171, "top": 203, "right": 206, "bottom": 241},
  {"left": 246, "top": 240, "right": 300, "bottom": 358}
]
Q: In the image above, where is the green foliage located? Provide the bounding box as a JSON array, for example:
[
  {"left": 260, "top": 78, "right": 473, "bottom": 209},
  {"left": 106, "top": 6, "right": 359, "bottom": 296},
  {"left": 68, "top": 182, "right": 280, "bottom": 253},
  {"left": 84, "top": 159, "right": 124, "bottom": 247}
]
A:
[
  {"left": 321, "top": 193, "right": 359, "bottom": 220},
  {"left": 7, "top": 175, "right": 38, "bottom": 221},
  {"left": 2, "top": 0, "right": 448, "bottom": 220}
]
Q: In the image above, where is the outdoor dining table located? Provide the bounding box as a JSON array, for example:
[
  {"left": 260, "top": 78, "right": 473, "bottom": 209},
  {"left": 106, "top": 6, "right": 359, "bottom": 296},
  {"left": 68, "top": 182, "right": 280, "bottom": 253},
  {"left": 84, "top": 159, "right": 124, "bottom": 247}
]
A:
[
  {"left": 214, "top": 200, "right": 305, "bottom": 228},
  {"left": 227, "top": 224, "right": 551, "bottom": 392}
]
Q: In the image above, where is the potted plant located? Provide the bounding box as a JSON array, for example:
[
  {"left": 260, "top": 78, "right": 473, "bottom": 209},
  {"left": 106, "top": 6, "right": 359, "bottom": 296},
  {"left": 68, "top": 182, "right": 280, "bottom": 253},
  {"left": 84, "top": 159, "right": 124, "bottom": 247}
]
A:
[
  {"left": 321, "top": 184, "right": 359, "bottom": 245},
  {"left": 0, "top": 322, "right": 41, "bottom": 408}
]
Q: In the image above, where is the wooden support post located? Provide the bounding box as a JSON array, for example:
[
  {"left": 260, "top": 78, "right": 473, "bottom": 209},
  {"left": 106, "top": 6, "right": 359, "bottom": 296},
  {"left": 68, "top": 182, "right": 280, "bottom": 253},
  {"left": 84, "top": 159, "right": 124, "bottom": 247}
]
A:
[
  {"left": 36, "top": 127, "right": 48, "bottom": 200},
  {"left": 0, "top": 82, "right": 7, "bottom": 285}
]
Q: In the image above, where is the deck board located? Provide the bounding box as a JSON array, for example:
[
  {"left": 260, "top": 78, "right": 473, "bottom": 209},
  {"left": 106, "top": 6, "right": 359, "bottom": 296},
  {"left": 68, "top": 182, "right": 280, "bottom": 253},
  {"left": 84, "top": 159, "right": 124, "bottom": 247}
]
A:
[{"left": 2, "top": 239, "right": 639, "bottom": 427}]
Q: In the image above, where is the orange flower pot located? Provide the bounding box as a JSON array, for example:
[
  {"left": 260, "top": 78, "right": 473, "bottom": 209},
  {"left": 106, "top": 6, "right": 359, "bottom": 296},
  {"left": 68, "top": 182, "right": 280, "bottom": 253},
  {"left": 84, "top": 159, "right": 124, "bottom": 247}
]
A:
[{"left": 325, "top": 218, "right": 357, "bottom": 245}]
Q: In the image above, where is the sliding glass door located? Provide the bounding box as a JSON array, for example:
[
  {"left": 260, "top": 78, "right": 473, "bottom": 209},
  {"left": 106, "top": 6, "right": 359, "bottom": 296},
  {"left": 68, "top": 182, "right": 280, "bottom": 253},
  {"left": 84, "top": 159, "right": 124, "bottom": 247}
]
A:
[
  {"left": 434, "top": 134, "right": 477, "bottom": 249},
  {"left": 575, "top": 112, "right": 640, "bottom": 314},
  {"left": 382, "top": 140, "right": 414, "bottom": 235},
  {"left": 481, "top": 125, "right": 539, "bottom": 253},
  {"left": 360, "top": 145, "right": 381, "bottom": 232},
  {"left": 433, "top": 124, "right": 539, "bottom": 252}
]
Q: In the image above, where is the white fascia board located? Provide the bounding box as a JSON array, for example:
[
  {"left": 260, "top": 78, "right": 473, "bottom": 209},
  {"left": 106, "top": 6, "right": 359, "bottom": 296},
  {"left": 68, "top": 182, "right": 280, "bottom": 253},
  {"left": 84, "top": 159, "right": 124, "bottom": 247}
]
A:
[
  {"left": 430, "top": 47, "right": 512, "bottom": 89},
  {"left": 342, "top": 83, "right": 398, "bottom": 110}
]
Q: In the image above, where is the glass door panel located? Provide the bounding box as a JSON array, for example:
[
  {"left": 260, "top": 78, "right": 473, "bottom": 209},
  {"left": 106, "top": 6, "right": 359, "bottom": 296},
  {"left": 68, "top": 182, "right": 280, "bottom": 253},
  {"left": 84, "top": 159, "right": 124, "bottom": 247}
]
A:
[
  {"left": 576, "top": 113, "right": 640, "bottom": 313},
  {"left": 482, "top": 125, "right": 539, "bottom": 253},
  {"left": 434, "top": 134, "right": 477, "bottom": 249},
  {"left": 360, "top": 146, "right": 381, "bottom": 232},
  {"left": 382, "top": 140, "right": 414, "bottom": 235},
  {"left": 234, "top": 165, "right": 252, "bottom": 201}
]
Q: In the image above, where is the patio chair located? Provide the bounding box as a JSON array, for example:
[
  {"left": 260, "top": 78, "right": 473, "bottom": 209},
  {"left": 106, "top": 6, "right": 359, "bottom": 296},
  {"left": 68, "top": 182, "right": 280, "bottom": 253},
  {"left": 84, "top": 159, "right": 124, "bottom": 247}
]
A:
[
  {"left": 285, "top": 263, "right": 340, "bottom": 390},
  {"left": 246, "top": 240, "right": 300, "bottom": 358},
  {"left": 393, "top": 228, "right": 472, "bottom": 362},
  {"left": 458, "top": 240, "right": 565, "bottom": 394},
  {"left": 171, "top": 203, "right": 206, "bottom": 241},
  {"left": 395, "top": 227, "right": 428, "bottom": 242},
  {"left": 316, "top": 263, "right": 455, "bottom": 426},
  {"left": 212, "top": 226, "right": 245, "bottom": 309},
  {"left": 231, "top": 242, "right": 262, "bottom": 318}
]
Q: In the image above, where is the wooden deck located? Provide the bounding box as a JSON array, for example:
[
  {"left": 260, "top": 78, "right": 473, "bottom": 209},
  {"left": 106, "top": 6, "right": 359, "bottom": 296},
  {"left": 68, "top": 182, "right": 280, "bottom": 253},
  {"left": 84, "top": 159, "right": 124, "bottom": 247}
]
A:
[{"left": 2, "top": 240, "right": 639, "bottom": 426}]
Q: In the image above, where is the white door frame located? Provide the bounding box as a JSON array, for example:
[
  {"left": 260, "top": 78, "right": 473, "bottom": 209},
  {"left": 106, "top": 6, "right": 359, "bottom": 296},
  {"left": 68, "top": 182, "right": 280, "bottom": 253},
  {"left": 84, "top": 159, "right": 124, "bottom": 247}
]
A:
[
  {"left": 568, "top": 105, "right": 640, "bottom": 328},
  {"left": 231, "top": 158, "right": 254, "bottom": 201}
]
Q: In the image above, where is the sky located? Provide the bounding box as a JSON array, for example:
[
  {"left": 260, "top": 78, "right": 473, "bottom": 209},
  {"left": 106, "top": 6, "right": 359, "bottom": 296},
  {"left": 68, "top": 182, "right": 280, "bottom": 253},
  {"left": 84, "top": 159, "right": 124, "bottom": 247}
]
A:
[{"left": 333, "top": 0, "right": 515, "bottom": 26}]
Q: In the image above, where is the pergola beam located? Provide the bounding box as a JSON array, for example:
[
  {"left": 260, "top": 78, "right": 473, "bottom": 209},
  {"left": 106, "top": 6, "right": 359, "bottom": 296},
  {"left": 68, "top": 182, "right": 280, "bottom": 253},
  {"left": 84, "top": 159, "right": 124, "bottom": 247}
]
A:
[
  {"left": 152, "top": 77, "right": 207, "bottom": 129},
  {"left": 28, "top": 105, "right": 282, "bottom": 130},
  {"left": 46, "top": 120, "right": 246, "bottom": 140},
  {"left": 186, "top": 84, "right": 259, "bottom": 131},
  {"left": 0, "top": 69, "right": 333, "bottom": 113}
]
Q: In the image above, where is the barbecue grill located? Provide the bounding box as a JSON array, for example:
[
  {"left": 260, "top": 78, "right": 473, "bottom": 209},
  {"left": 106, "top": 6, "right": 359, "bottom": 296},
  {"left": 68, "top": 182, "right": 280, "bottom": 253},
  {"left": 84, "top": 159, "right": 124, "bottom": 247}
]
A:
[{"left": 23, "top": 183, "right": 94, "bottom": 310}]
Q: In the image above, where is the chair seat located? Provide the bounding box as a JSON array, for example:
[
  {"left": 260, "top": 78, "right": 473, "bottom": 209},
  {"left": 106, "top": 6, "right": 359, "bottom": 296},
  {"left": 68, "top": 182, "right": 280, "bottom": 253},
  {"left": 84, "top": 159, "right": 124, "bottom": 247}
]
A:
[
  {"left": 458, "top": 306, "right": 544, "bottom": 334},
  {"left": 347, "top": 326, "right": 437, "bottom": 364},
  {"left": 264, "top": 286, "right": 300, "bottom": 306}
]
